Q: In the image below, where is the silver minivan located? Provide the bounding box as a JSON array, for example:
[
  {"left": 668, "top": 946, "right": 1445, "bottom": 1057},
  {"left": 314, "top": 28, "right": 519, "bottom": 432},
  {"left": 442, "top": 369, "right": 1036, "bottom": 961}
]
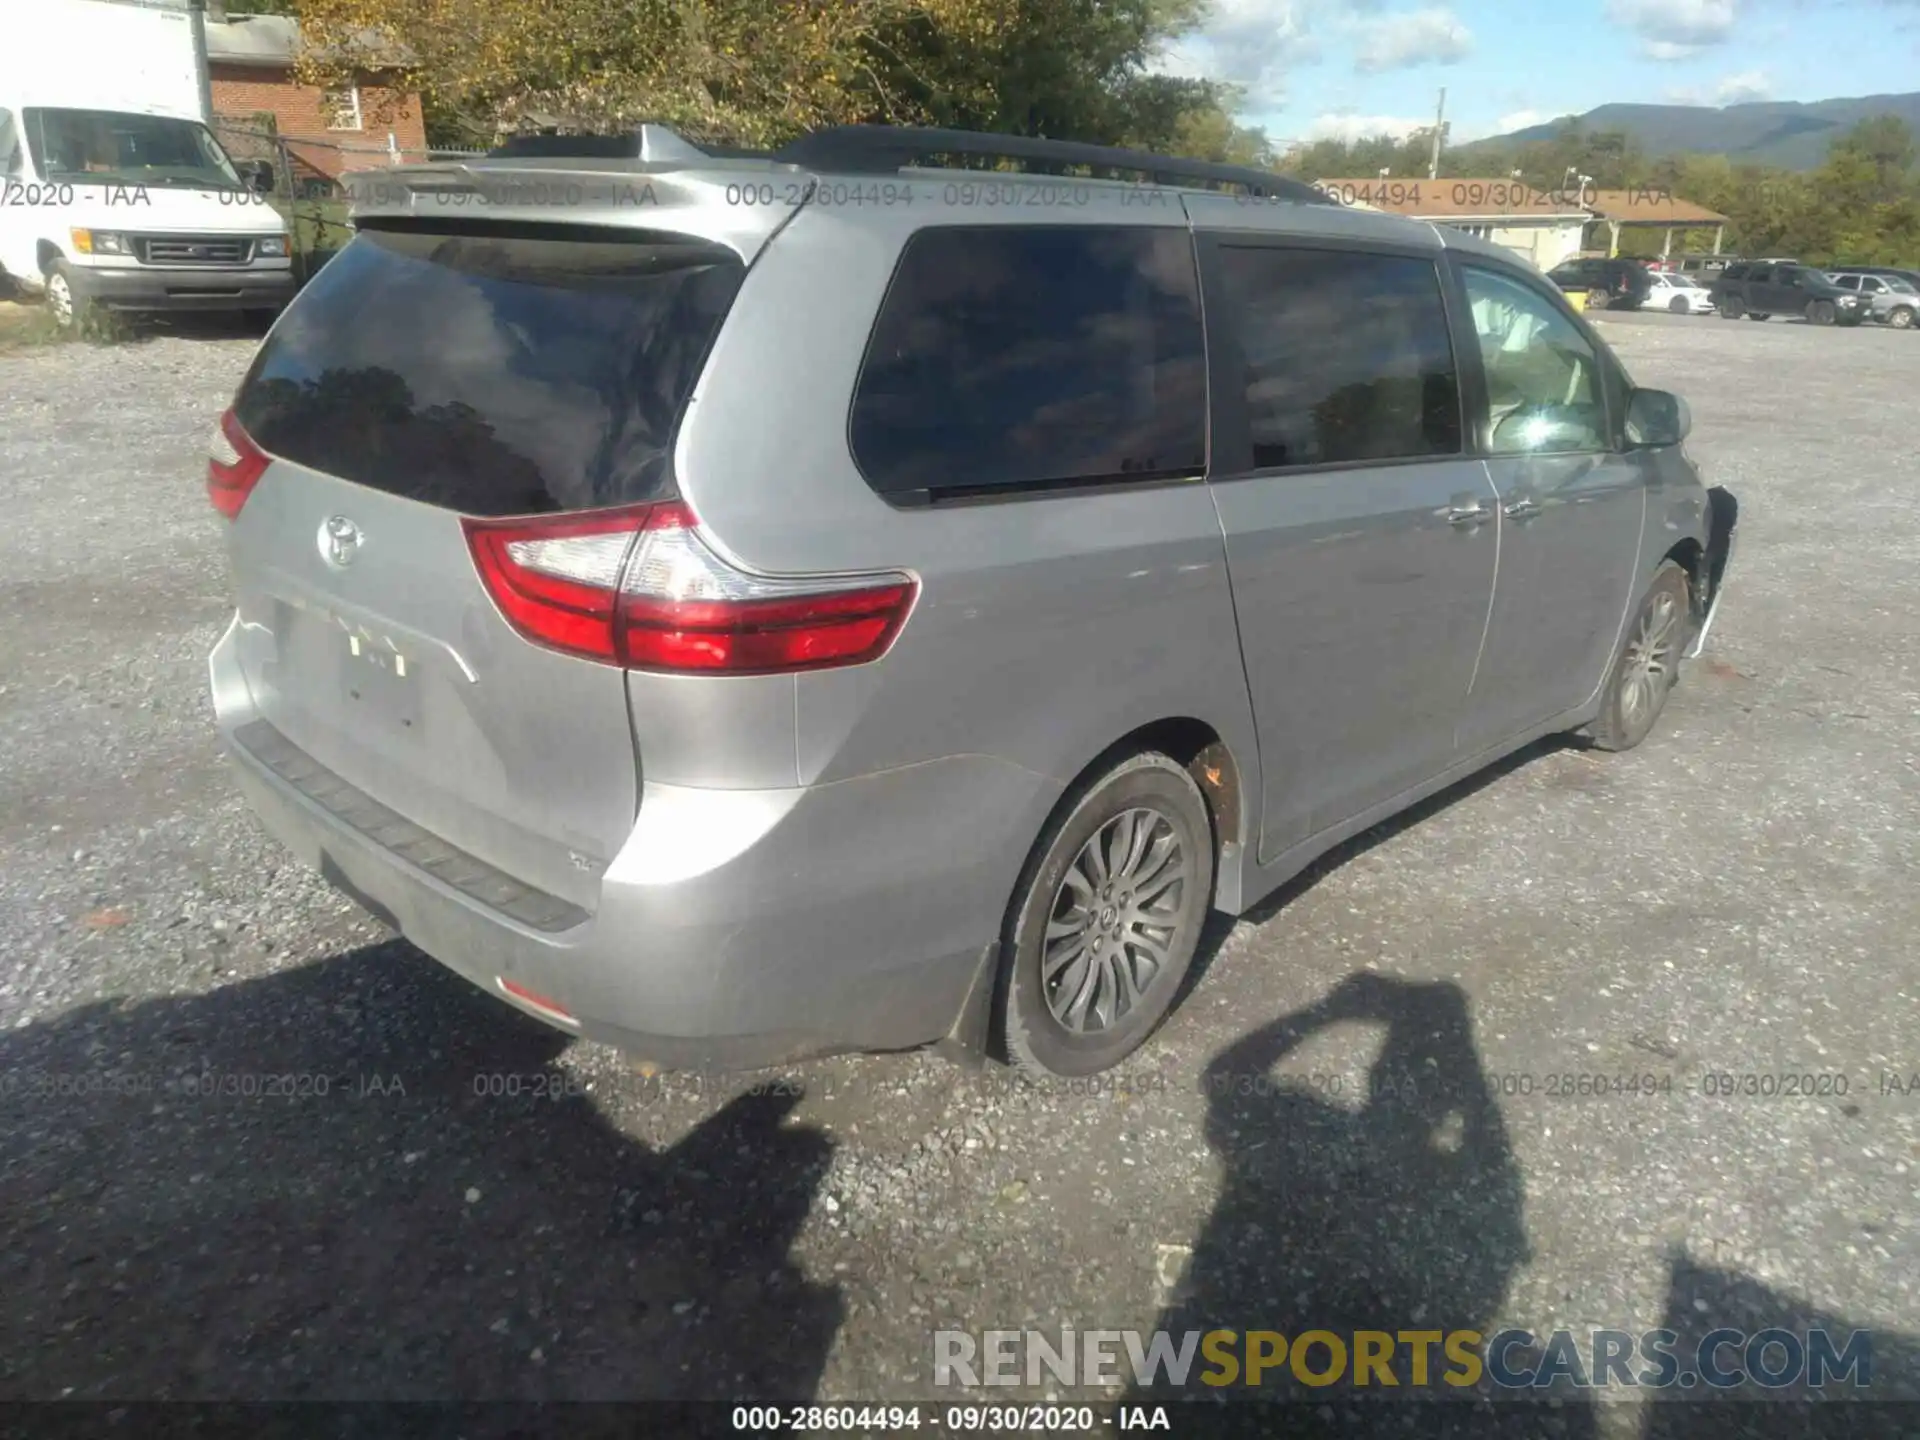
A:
[{"left": 207, "top": 125, "right": 1738, "bottom": 1078}]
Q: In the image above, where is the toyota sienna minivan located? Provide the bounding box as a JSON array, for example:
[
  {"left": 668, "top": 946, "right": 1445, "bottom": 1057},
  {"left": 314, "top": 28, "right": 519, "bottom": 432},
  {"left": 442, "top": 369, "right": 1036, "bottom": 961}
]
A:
[{"left": 207, "top": 124, "right": 1738, "bottom": 1078}]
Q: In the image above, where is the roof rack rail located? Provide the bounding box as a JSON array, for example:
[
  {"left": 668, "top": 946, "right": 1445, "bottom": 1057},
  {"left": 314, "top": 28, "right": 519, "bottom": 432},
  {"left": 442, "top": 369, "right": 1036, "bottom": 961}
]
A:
[
  {"left": 772, "top": 125, "right": 1330, "bottom": 202},
  {"left": 488, "top": 124, "right": 734, "bottom": 164}
]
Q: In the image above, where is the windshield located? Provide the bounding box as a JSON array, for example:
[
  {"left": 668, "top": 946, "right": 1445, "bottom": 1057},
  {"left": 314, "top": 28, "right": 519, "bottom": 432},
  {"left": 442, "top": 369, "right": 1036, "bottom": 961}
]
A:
[{"left": 23, "top": 107, "right": 241, "bottom": 189}]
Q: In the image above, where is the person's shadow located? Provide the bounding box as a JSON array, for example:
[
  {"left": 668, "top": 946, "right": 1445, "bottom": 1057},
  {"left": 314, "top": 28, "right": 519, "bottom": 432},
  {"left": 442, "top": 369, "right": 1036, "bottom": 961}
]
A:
[
  {"left": 0, "top": 939, "right": 842, "bottom": 1414},
  {"left": 1127, "top": 972, "right": 1597, "bottom": 1438}
]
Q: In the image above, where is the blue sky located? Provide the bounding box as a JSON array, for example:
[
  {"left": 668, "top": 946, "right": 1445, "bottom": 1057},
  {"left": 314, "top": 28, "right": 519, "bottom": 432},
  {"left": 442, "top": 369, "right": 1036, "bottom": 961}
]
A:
[{"left": 1150, "top": 0, "right": 1920, "bottom": 149}]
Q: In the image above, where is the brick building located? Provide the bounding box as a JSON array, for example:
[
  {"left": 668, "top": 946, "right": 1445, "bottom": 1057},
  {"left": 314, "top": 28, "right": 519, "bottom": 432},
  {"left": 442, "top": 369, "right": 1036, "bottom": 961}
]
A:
[{"left": 205, "top": 12, "right": 426, "bottom": 194}]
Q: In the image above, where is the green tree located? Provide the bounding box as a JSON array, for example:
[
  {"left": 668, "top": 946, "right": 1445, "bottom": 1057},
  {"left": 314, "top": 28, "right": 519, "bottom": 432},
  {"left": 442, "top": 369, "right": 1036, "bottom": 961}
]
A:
[{"left": 294, "top": 0, "right": 1242, "bottom": 154}]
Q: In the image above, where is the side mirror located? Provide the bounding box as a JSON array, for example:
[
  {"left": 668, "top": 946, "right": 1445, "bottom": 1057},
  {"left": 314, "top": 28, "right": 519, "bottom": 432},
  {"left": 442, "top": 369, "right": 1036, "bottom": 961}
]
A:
[
  {"left": 1625, "top": 387, "right": 1690, "bottom": 448},
  {"left": 240, "top": 159, "right": 276, "bottom": 195}
]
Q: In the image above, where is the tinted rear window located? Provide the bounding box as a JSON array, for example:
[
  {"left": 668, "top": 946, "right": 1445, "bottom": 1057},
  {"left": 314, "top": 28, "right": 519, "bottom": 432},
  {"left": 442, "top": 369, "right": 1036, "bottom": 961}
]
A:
[
  {"left": 235, "top": 226, "right": 745, "bottom": 515},
  {"left": 849, "top": 226, "right": 1206, "bottom": 501}
]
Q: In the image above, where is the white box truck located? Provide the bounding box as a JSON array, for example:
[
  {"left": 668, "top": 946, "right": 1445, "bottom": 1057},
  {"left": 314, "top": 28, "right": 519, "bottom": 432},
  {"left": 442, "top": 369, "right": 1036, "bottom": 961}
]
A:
[{"left": 0, "top": 0, "right": 295, "bottom": 327}]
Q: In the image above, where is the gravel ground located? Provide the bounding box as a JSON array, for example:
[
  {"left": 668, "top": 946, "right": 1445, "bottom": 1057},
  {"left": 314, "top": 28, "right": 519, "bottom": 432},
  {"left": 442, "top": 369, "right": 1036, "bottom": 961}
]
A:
[{"left": 1, "top": 304, "right": 1917, "bottom": 1435}]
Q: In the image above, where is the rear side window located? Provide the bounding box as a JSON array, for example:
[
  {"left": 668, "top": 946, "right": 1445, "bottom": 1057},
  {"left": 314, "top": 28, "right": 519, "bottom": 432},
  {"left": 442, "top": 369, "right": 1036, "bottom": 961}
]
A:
[
  {"left": 849, "top": 226, "right": 1206, "bottom": 501},
  {"left": 235, "top": 225, "right": 745, "bottom": 515},
  {"left": 1211, "top": 245, "right": 1461, "bottom": 471}
]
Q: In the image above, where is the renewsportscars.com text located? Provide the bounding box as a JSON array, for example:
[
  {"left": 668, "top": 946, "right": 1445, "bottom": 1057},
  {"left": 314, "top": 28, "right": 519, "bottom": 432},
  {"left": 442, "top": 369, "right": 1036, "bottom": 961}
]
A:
[{"left": 933, "top": 1327, "right": 1874, "bottom": 1391}]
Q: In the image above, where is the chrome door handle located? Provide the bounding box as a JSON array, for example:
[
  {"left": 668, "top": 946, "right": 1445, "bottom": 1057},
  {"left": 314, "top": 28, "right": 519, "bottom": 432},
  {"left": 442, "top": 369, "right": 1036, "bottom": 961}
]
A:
[
  {"left": 1446, "top": 502, "right": 1491, "bottom": 527},
  {"left": 1504, "top": 497, "right": 1543, "bottom": 520}
]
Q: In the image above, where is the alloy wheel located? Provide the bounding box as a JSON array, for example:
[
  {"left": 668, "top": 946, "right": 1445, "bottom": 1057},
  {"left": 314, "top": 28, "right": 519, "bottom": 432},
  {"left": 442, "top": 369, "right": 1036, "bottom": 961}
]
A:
[
  {"left": 1041, "top": 807, "right": 1192, "bottom": 1034},
  {"left": 1618, "top": 589, "right": 1681, "bottom": 735}
]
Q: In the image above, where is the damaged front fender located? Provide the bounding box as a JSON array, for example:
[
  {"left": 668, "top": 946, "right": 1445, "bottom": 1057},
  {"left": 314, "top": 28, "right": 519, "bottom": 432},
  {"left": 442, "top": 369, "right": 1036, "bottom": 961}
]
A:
[{"left": 1685, "top": 486, "right": 1739, "bottom": 660}]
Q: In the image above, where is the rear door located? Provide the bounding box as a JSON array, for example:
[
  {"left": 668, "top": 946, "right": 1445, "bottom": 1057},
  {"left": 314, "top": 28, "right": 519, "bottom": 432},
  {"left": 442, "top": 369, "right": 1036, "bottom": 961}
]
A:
[
  {"left": 1450, "top": 260, "right": 1644, "bottom": 752},
  {"left": 221, "top": 222, "right": 748, "bottom": 908},
  {"left": 1196, "top": 233, "right": 1497, "bottom": 861}
]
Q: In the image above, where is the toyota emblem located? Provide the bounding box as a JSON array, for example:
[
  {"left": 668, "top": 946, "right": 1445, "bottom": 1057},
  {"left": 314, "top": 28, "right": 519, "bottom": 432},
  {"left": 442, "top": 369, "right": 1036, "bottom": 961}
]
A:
[{"left": 320, "top": 515, "right": 363, "bottom": 568}]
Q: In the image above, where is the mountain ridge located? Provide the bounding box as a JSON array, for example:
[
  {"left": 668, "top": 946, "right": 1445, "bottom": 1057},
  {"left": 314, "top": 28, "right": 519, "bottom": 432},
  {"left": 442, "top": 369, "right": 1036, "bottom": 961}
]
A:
[{"left": 1456, "top": 92, "right": 1920, "bottom": 170}]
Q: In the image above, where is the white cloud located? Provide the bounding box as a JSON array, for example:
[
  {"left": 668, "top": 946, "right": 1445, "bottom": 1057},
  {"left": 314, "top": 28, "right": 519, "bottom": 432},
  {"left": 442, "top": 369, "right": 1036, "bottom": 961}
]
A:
[
  {"left": 1608, "top": 0, "right": 1737, "bottom": 56},
  {"left": 1495, "top": 108, "right": 1550, "bottom": 132},
  {"left": 1352, "top": 7, "right": 1473, "bottom": 73},
  {"left": 1304, "top": 111, "right": 1432, "bottom": 142},
  {"left": 1148, "top": 0, "right": 1321, "bottom": 111},
  {"left": 1666, "top": 69, "right": 1773, "bottom": 106},
  {"left": 1712, "top": 69, "right": 1772, "bottom": 103}
]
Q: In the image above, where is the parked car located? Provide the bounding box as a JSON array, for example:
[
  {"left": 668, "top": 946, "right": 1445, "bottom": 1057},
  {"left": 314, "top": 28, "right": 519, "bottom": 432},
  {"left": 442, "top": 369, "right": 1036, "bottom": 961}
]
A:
[
  {"left": 1830, "top": 263, "right": 1920, "bottom": 290},
  {"left": 1710, "top": 261, "right": 1871, "bottom": 325},
  {"left": 1669, "top": 256, "right": 1734, "bottom": 281},
  {"left": 204, "top": 123, "right": 1738, "bottom": 1078},
  {"left": 1827, "top": 270, "right": 1919, "bottom": 329},
  {"left": 1546, "top": 256, "right": 1653, "bottom": 310},
  {"left": 1646, "top": 270, "right": 1716, "bottom": 314}
]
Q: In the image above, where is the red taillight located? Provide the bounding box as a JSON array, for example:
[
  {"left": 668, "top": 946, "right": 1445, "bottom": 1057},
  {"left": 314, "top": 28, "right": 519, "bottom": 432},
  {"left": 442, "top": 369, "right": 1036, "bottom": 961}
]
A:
[
  {"left": 461, "top": 502, "right": 917, "bottom": 675},
  {"left": 207, "top": 408, "right": 268, "bottom": 520}
]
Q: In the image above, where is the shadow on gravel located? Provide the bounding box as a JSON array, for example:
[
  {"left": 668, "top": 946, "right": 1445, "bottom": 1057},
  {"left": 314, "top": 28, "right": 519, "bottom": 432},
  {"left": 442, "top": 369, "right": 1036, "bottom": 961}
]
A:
[
  {"left": 1123, "top": 971, "right": 1586, "bottom": 1436},
  {"left": 1635, "top": 1255, "right": 1920, "bottom": 1439},
  {"left": 0, "top": 939, "right": 842, "bottom": 1402},
  {"left": 1125, "top": 972, "right": 1918, "bottom": 1437}
]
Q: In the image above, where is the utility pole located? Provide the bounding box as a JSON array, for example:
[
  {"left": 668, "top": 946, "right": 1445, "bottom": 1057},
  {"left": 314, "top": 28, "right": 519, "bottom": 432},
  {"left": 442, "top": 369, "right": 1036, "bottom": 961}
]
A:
[{"left": 1427, "top": 87, "right": 1447, "bottom": 180}]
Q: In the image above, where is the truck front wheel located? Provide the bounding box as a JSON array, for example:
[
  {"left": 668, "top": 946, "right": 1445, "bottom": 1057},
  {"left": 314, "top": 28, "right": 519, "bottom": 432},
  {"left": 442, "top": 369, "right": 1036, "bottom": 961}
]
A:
[{"left": 43, "top": 262, "right": 91, "bottom": 331}]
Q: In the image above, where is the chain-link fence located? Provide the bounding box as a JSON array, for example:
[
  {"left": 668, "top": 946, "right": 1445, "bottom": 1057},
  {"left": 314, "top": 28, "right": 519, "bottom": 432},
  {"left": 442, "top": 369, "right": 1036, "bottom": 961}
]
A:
[{"left": 210, "top": 117, "right": 486, "bottom": 282}]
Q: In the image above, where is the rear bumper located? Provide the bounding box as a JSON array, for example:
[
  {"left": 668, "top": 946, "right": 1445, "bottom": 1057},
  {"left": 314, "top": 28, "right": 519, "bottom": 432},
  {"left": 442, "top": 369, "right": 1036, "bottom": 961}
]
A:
[
  {"left": 69, "top": 264, "right": 294, "bottom": 312},
  {"left": 211, "top": 619, "right": 1039, "bottom": 1071}
]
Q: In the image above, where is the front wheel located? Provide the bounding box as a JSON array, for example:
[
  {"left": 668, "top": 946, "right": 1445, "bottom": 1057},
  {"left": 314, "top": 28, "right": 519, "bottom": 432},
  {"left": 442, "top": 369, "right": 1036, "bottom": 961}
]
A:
[
  {"left": 1808, "top": 300, "right": 1836, "bottom": 326},
  {"left": 1586, "top": 288, "right": 1610, "bottom": 311},
  {"left": 1720, "top": 294, "right": 1745, "bottom": 318},
  {"left": 1889, "top": 305, "right": 1916, "bottom": 329},
  {"left": 1588, "top": 562, "right": 1691, "bottom": 753},
  {"left": 43, "top": 261, "right": 90, "bottom": 331},
  {"left": 1668, "top": 295, "right": 1689, "bottom": 314},
  {"left": 998, "top": 751, "right": 1214, "bottom": 1078}
]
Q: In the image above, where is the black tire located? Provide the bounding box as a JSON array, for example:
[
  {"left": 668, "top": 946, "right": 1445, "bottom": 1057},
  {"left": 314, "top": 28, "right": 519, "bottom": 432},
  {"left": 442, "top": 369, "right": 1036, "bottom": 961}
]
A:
[
  {"left": 1585, "top": 288, "right": 1610, "bottom": 311},
  {"left": 1720, "top": 294, "right": 1744, "bottom": 318},
  {"left": 1808, "top": 300, "right": 1836, "bottom": 326},
  {"left": 998, "top": 751, "right": 1215, "bottom": 1078},
  {"left": 1588, "top": 562, "right": 1692, "bottom": 753},
  {"left": 1668, "top": 295, "right": 1689, "bottom": 314},
  {"left": 44, "top": 260, "right": 90, "bottom": 331},
  {"left": 1890, "top": 305, "right": 1916, "bottom": 330},
  {"left": 1746, "top": 312, "right": 1769, "bottom": 321}
]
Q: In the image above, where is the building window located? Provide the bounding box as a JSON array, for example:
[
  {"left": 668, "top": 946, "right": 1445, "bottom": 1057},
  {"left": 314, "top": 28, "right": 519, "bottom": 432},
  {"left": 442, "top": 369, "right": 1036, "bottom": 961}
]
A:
[{"left": 324, "top": 87, "right": 363, "bottom": 131}]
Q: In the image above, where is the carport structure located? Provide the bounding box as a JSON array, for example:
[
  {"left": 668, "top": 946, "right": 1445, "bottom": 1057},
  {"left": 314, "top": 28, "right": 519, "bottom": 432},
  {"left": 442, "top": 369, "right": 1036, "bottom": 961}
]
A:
[{"left": 1583, "top": 189, "right": 1730, "bottom": 259}]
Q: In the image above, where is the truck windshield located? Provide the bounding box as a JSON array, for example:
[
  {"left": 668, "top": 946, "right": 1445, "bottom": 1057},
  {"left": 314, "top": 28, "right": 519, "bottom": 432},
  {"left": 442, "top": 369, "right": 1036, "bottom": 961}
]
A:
[{"left": 23, "top": 107, "right": 242, "bottom": 189}]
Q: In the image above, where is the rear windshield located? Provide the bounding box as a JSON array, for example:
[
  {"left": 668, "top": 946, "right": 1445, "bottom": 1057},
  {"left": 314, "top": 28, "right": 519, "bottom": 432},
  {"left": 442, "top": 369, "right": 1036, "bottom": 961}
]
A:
[{"left": 234, "top": 225, "right": 745, "bottom": 515}]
